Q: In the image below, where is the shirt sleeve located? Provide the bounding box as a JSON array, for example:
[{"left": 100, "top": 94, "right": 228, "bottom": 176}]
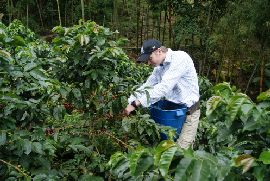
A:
[
  {"left": 139, "top": 54, "right": 188, "bottom": 107},
  {"left": 128, "top": 68, "right": 159, "bottom": 104}
]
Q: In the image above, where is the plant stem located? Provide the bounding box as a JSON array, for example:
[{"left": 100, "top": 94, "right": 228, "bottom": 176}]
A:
[{"left": 0, "top": 159, "right": 30, "bottom": 178}]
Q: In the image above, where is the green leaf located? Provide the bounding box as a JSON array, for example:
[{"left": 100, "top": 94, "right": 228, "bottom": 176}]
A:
[
  {"left": 12, "top": 35, "right": 26, "bottom": 46},
  {"left": 129, "top": 147, "right": 146, "bottom": 176},
  {"left": 68, "top": 144, "right": 92, "bottom": 154},
  {"left": 72, "top": 88, "right": 82, "bottom": 101},
  {"left": 38, "top": 80, "right": 51, "bottom": 88},
  {"left": 0, "top": 49, "right": 12, "bottom": 62},
  {"left": 79, "top": 34, "right": 84, "bottom": 46},
  {"left": 253, "top": 166, "right": 266, "bottom": 181},
  {"left": 91, "top": 71, "right": 98, "bottom": 80},
  {"left": 135, "top": 155, "right": 154, "bottom": 176},
  {"left": 10, "top": 71, "right": 24, "bottom": 78},
  {"left": 206, "top": 96, "right": 223, "bottom": 116},
  {"left": 243, "top": 118, "right": 258, "bottom": 131},
  {"left": 122, "top": 117, "right": 131, "bottom": 132},
  {"left": 108, "top": 152, "right": 126, "bottom": 169},
  {"left": 23, "top": 139, "right": 32, "bottom": 155},
  {"left": 20, "top": 111, "right": 28, "bottom": 121},
  {"left": 96, "top": 37, "right": 105, "bottom": 46},
  {"left": 144, "top": 172, "right": 160, "bottom": 181},
  {"left": 53, "top": 106, "right": 64, "bottom": 120},
  {"left": 227, "top": 93, "right": 252, "bottom": 123},
  {"left": 235, "top": 154, "right": 255, "bottom": 173},
  {"left": 174, "top": 158, "right": 193, "bottom": 181},
  {"left": 29, "top": 70, "right": 47, "bottom": 81},
  {"left": 191, "top": 160, "right": 210, "bottom": 181},
  {"left": 0, "top": 131, "right": 6, "bottom": 145},
  {"left": 213, "top": 82, "right": 233, "bottom": 99},
  {"left": 194, "top": 151, "right": 218, "bottom": 166},
  {"left": 32, "top": 142, "right": 44, "bottom": 155},
  {"left": 138, "top": 124, "right": 144, "bottom": 134},
  {"left": 114, "top": 160, "right": 130, "bottom": 178},
  {"left": 24, "top": 61, "right": 37, "bottom": 72},
  {"left": 259, "top": 151, "right": 270, "bottom": 164},
  {"left": 79, "top": 175, "right": 103, "bottom": 181},
  {"left": 241, "top": 103, "right": 254, "bottom": 115},
  {"left": 243, "top": 108, "right": 265, "bottom": 131},
  {"left": 154, "top": 140, "right": 175, "bottom": 166},
  {"left": 33, "top": 174, "right": 48, "bottom": 180},
  {"left": 59, "top": 87, "right": 70, "bottom": 99},
  {"left": 159, "top": 146, "right": 178, "bottom": 177},
  {"left": 257, "top": 89, "right": 270, "bottom": 102}
]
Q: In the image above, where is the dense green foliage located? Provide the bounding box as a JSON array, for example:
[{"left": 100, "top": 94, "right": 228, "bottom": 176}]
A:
[
  {"left": 0, "top": 20, "right": 157, "bottom": 180},
  {"left": 1, "top": 0, "right": 269, "bottom": 97},
  {"left": 0, "top": 18, "right": 270, "bottom": 180},
  {"left": 108, "top": 141, "right": 232, "bottom": 180}
]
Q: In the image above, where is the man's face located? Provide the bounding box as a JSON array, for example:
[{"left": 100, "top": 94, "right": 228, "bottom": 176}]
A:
[{"left": 147, "top": 49, "right": 162, "bottom": 67}]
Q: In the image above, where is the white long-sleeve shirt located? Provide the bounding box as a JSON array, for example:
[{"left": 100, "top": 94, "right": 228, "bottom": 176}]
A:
[{"left": 128, "top": 48, "right": 199, "bottom": 108}]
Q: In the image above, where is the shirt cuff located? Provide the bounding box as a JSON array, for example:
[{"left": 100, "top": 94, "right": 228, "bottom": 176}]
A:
[
  {"left": 128, "top": 95, "right": 137, "bottom": 104},
  {"left": 138, "top": 94, "right": 158, "bottom": 107},
  {"left": 138, "top": 94, "right": 149, "bottom": 107}
]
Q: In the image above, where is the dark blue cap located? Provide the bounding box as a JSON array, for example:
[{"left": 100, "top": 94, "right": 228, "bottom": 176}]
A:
[{"left": 137, "top": 39, "right": 162, "bottom": 62}]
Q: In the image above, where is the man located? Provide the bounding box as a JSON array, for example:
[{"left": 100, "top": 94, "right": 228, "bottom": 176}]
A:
[{"left": 125, "top": 39, "right": 200, "bottom": 149}]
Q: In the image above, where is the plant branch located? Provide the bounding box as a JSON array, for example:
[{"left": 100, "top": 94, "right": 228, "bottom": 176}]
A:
[{"left": 0, "top": 159, "right": 30, "bottom": 178}]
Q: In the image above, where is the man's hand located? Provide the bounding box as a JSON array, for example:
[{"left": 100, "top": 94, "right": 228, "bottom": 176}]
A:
[
  {"left": 124, "top": 104, "right": 136, "bottom": 115},
  {"left": 124, "top": 100, "right": 141, "bottom": 116}
]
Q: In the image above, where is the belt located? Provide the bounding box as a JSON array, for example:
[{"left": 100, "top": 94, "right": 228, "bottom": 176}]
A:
[{"left": 187, "top": 101, "right": 200, "bottom": 115}]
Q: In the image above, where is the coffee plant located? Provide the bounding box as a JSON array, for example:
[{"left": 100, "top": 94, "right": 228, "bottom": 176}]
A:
[
  {"left": 1, "top": 19, "right": 270, "bottom": 180},
  {"left": 0, "top": 20, "right": 160, "bottom": 180},
  {"left": 200, "top": 82, "right": 270, "bottom": 180},
  {"left": 108, "top": 140, "right": 232, "bottom": 181}
]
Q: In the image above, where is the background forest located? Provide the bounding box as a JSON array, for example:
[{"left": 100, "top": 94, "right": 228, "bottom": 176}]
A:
[
  {"left": 0, "top": 0, "right": 270, "bottom": 180},
  {"left": 1, "top": 0, "right": 270, "bottom": 97}
]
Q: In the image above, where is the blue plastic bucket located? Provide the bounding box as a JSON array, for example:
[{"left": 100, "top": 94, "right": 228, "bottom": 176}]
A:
[{"left": 150, "top": 100, "right": 187, "bottom": 140}]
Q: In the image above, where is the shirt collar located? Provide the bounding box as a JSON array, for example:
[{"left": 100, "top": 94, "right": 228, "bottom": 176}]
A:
[{"left": 160, "top": 48, "right": 172, "bottom": 67}]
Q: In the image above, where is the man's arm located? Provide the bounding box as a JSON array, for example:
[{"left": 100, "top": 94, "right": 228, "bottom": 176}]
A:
[
  {"left": 138, "top": 54, "right": 188, "bottom": 107},
  {"left": 127, "top": 68, "right": 159, "bottom": 104},
  {"left": 125, "top": 68, "right": 159, "bottom": 115}
]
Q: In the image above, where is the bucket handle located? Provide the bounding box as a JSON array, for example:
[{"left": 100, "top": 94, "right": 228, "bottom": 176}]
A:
[{"left": 176, "top": 110, "right": 182, "bottom": 117}]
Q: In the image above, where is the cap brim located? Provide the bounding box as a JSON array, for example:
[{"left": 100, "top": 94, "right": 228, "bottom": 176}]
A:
[{"left": 137, "top": 53, "right": 150, "bottom": 62}]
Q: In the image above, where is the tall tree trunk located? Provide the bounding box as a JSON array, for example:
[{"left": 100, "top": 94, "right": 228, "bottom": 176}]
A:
[
  {"left": 152, "top": 11, "right": 155, "bottom": 38},
  {"left": 113, "top": 0, "right": 119, "bottom": 37},
  {"left": 26, "top": 2, "right": 29, "bottom": 28},
  {"left": 162, "top": 8, "right": 167, "bottom": 44},
  {"left": 146, "top": 5, "right": 149, "bottom": 39},
  {"left": 140, "top": 6, "right": 144, "bottom": 45},
  {"left": 167, "top": 0, "right": 173, "bottom": 47},
  {"left": 36, "top": 0, "right": 44, "bottom": 28},
  {"left": 216, "top": 41, "right": 227, "bottom": 83},
  {"left": 88, "top": 0, "right": 91, "bottom": 20},
  {"left": 81, "top": 0, "right": 85, "bottom": 22},
  {"left": 56, "top": 0, "right": 61, "bottom": 26},
  {"left": 64, "top": 0, "right": 67, "bottom": 25},
  {"left": 71, "top": 0, "right": 74, "bottom": 24},
  {"left": 158, "top": 11, "right": 162, "bottom": 40},
  {"left": 260, "top": 58, "right": 265, "bottom": 93},
  {"left": 200, "top": 2, "right": 212, "bottom": 75},
  {"left": 8, "top": 0, "right": 14, "bottom": 24},
  {"left": 136, "top": 0, "right": 141, "bottom": 52}
]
